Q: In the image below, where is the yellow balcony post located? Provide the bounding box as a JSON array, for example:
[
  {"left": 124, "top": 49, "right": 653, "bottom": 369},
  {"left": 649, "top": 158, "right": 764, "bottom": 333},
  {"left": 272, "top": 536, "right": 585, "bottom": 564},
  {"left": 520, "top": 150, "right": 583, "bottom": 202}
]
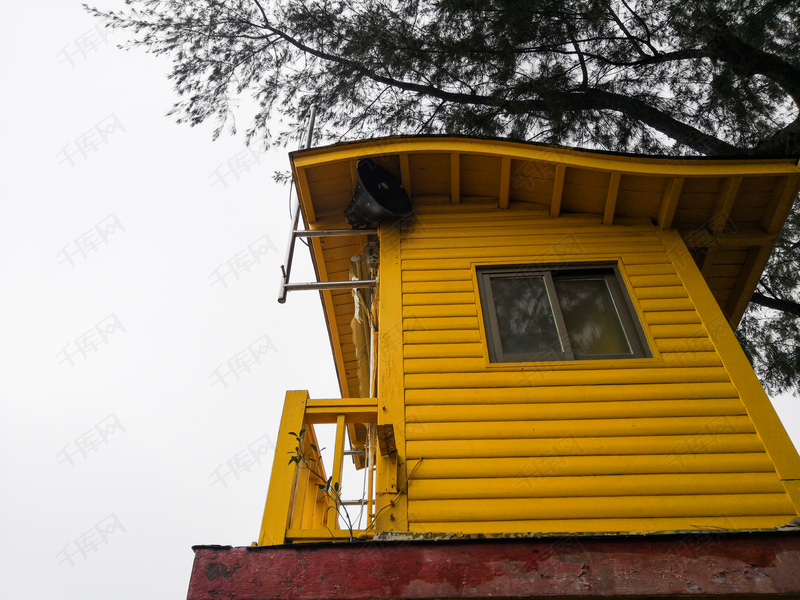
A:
[
  {"left": 326, "top": 414, "right": 347, "bottom": 531},
  {"left": 258, "top": 390, "right": 308, "bottom": 546}
]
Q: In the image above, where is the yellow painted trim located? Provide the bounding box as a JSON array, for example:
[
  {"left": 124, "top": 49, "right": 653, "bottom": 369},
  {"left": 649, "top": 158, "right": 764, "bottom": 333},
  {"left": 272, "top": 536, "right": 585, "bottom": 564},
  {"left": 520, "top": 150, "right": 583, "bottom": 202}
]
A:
[
  {"left": 375, "top": 222, "right": 407, "bottom": 532},
  {"left": 660, "top": 229, "right": 800, "bottom": 512},
  {"left": 292, "top": 137, "right": 800, "bottom": 176},
  {"left": 258, "top": 390, "right": 308, "bottom": 546}
]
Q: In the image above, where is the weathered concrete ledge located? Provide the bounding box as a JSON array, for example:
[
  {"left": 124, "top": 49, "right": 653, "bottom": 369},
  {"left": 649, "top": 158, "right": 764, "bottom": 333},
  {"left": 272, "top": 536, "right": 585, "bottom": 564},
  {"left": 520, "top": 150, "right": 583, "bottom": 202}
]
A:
[{"left": 187, "top": 531, "right": 800, "bottom": 599}]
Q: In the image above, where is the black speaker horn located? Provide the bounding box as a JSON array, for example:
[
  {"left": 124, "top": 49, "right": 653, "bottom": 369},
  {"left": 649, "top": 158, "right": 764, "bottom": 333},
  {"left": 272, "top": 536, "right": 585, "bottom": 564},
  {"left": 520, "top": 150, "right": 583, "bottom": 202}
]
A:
[{"left": 345, "top": 159, "right": 412, "bottom": 228}]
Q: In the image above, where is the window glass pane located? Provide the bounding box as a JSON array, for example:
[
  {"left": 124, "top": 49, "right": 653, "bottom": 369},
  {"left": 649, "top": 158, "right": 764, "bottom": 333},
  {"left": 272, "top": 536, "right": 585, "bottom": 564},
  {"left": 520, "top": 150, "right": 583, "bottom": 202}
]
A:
[
  {"left": 553, "top": 276, "right": 632, "bottom": 356},
  {"left": 489, "top": 275, "right": 563, "bottom": 355}
]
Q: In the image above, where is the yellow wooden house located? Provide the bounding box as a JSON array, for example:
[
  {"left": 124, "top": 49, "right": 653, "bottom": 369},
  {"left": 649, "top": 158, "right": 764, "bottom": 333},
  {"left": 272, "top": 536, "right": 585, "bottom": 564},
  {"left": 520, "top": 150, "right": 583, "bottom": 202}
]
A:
[{"left": 256, "top": 135, "right": 800, "bottom": 547}]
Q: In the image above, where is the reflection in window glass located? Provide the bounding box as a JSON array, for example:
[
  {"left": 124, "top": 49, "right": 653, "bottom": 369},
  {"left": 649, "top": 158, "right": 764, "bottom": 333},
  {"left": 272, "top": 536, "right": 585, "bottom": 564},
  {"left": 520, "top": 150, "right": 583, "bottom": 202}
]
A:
[
  {"left": 553, "top": 277, "right": 631, "bottom": 356},
  {"left": 477, "top": 263, "right": 649, "bottom": 362},
  {"left": 490, "top": 276, "right": 562, "bottom": 355}
]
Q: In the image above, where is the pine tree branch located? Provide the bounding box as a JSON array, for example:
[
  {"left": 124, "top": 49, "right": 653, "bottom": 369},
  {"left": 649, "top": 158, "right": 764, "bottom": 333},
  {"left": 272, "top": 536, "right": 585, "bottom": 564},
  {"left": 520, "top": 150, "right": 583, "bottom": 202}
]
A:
[
  {"left": 701, "top": 23, "right": 800, "bottom": 108},
  {"left": 751, "top": 291, "right": 800, "bottom": 317},
  {"left": 755, "top": 114, "right": 800, "bottom": 155},
  {"left": 555, "top": 89, "right": 742, "bottom": 155},
  {"left": 244, "top": 9, "right": 739, "bottom": 156}
]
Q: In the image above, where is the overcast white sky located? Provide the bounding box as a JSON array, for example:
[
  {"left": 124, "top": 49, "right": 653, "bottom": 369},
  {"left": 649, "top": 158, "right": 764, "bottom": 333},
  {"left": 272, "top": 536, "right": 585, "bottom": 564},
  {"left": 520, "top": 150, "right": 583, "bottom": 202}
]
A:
[{"left": 1, "top": 3, "right": 799, "bottom": 599}]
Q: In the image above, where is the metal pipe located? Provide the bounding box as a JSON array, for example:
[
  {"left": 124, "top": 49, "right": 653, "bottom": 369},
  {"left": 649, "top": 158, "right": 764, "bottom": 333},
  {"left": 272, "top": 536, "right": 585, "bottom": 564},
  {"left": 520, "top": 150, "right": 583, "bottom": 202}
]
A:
[
  {"left": 284, "top": 280, "right": 376, "bottom": 292},
  {"left": 277, "top": 205, "right": 301, "bottom": 304},
  {"left": 278, "top": 106, "right": 317, "bottom": 304},
  {"left": 295, "top": 229, "right": 377, "bottom": 238},
  {"left": 302, "top": 106, "right": 316, "bottom": 150}
]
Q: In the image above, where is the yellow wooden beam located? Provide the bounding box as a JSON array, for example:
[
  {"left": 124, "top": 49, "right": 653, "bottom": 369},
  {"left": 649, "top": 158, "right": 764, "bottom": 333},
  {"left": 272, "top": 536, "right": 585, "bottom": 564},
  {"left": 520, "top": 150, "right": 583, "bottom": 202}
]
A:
[
  {"left": 656, "top": 177, "right": 683, "bottom": 230},
  {"left": 305, "top": 398, "right": 379, "bottom": 424},
  {"left": 676, "top": 227, "right": 778, "bottom": 248},
  {"left": 292, "top": 137, "right": 800, "bottom": 177},
  {"left": 349, "top": 159, "right": 359, "bottom": 195},
  {"left": 286, "top": 529, "right": 368, "bottom": 541},
  {"left": 709, "top": 176, "right": 742, "bottom": 235},
  {"left": 399, "top": 153, "right": 412, "bottom": 198},
  {"left": 375, "top": 222, "right": 407, "bottom": 532},
  {"left": 725, "top": 244, "right": 773, "bottom": 325},
  {"left": 550, "top": 164, "right": 565, "bottom": 217},
  {"left": 327, "top": 414, "right": 347, "bottom": 531},
  {"left": 603, "top": 172, "right": 621, "bottom": 225},
  {"left": 450, "top": 152, "right": 460, "bottom": 203},
  {"left": 498, "top": 156, "right": 510, "bottom": 209},
  {"left": 698, "top": 247, "right": 718, "bottom": 276},
  {"left": 762, "top": 175, "right": 800, "bottom": 234},
  {"left": 306, "top": 398, "right": 379, "bottom": 408},
  {"left": 660, "top": 229, "right": 800, "bottom": 512},
  {"left": 258, "top": 390, "right": 309, "bottom": 546},
  {"left": 297, "top": 424, "right": 327, "bottom": 530}
]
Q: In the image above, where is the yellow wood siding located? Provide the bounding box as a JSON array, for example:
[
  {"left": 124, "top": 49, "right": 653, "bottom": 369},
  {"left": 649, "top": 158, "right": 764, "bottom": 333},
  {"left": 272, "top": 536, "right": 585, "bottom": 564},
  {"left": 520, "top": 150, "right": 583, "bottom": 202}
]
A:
[{"left": 398, "top": 207, "right": 799, "bottom": 534}]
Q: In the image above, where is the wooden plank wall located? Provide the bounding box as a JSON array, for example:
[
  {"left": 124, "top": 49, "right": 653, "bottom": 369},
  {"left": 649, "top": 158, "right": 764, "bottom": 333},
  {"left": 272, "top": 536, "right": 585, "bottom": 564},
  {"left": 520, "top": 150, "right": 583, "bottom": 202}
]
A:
[{"left": 400, "top": 207, "right": 797, "bottom": 534}]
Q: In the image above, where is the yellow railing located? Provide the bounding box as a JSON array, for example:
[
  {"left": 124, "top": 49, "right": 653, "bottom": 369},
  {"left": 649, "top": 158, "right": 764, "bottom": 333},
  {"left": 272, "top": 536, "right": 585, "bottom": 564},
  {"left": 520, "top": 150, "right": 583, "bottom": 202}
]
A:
[{"left": 258, "top": 391, "right": 381, "bottom": 545}]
